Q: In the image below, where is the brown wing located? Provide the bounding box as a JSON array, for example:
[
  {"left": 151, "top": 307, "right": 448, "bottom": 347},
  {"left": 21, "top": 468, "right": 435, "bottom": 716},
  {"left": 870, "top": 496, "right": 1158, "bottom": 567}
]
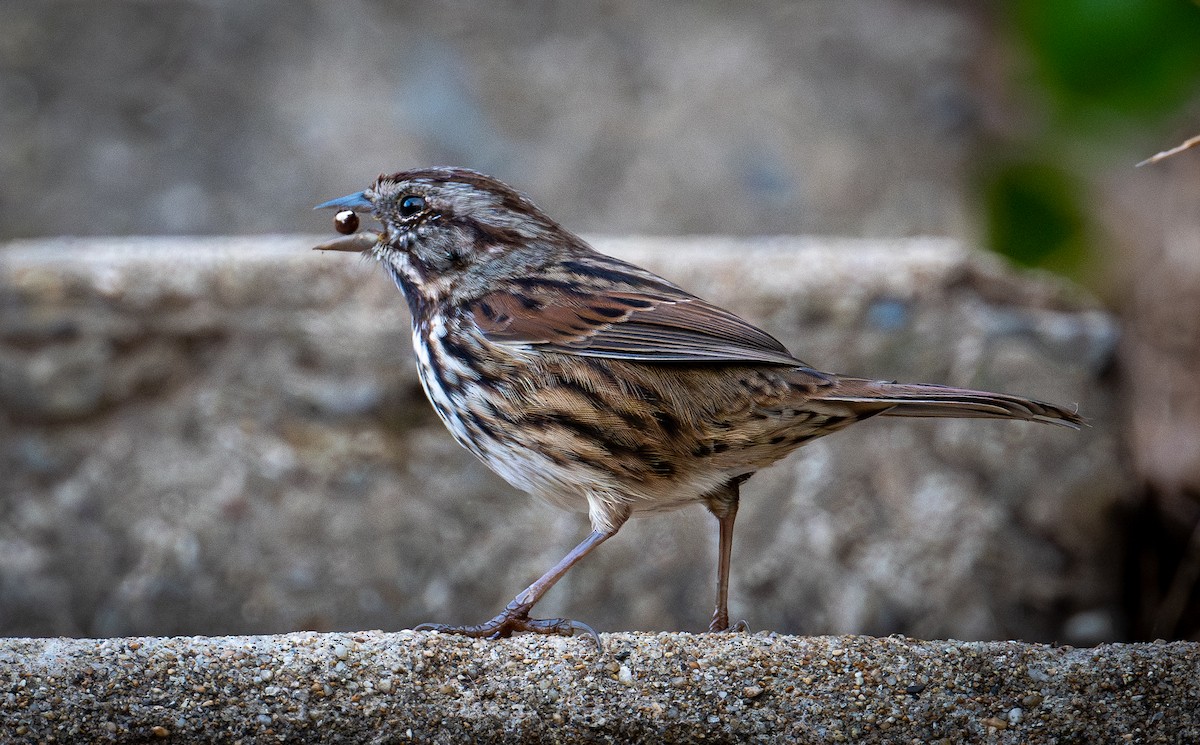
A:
[{"left": 468, "top": 264, "right": 825, "bottom": 374}]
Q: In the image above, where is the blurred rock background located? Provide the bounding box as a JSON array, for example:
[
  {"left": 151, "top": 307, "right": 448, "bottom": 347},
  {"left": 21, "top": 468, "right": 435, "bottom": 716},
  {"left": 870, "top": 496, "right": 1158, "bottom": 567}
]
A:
[
  {"left": 1, "top": 237, "right": 1124, "bottom": 643},
  {"left": 1, "top": 1, "right": 1198, "bottom": 641}
]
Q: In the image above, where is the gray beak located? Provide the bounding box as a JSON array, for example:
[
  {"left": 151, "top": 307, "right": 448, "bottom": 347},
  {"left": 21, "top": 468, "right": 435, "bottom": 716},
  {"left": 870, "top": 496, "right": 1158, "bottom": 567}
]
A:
[{"left": 313, "top": 233, "right": 380, "bottom": 252}]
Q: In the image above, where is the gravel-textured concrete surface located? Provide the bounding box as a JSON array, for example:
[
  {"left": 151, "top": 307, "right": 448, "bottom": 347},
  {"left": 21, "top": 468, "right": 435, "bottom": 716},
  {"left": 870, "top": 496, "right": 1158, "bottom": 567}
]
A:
[{"left": 2, "top": 631, "right": 1196, "bottom": 743}]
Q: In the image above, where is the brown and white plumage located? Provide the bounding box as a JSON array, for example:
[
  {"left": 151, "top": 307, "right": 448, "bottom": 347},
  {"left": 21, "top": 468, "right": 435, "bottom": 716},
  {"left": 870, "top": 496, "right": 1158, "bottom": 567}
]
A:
[{"left": 316, "top": 167, "right": 1081, "bottom": 641}]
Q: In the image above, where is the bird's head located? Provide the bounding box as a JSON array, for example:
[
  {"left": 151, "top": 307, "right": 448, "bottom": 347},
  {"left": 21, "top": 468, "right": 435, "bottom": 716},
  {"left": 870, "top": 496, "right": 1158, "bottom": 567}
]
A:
[{"left": 315, "top": 168, "right": 584, "bottom": 308}]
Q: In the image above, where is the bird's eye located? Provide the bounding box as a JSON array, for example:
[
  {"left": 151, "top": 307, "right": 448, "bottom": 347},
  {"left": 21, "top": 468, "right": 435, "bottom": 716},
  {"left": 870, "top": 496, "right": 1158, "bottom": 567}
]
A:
[{"left": 399, "top": 195, "right": 426, "bottom": 217}]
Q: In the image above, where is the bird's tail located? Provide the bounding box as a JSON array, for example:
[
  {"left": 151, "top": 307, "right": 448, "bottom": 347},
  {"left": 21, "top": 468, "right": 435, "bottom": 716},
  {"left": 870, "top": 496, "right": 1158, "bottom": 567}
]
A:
[{"left": 815, "top": 378, "right": 1084, "bottom": 429}]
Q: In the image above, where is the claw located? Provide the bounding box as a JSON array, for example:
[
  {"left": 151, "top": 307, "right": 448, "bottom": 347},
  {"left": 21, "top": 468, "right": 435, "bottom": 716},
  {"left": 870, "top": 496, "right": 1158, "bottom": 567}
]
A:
[
  {"left": 550, "top": 617, "right": 603, "bottom": 650},
  {"left": 709, "top": 614, "right": 750, "bottom": 633}
]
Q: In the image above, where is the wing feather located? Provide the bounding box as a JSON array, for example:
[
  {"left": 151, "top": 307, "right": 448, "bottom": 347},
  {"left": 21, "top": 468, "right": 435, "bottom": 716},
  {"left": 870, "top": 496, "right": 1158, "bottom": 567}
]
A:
[{"left": 467, "top": 261, "right": 820, "bottom": 372}]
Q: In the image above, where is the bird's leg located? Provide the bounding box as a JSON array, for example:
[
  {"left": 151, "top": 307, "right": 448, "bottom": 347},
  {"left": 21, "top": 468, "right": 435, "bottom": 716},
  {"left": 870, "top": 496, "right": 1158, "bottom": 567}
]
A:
[
  {"left": 414, "top": 518, "right": 624, "bottom": 647},
  {"left": 705, "top": 479, "right": 749, "bottom": 632}
]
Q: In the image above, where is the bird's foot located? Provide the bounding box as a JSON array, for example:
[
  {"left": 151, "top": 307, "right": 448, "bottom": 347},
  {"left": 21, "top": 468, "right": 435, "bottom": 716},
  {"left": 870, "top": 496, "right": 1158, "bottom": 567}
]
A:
[
  {"left": 708, "top": 611, "right": 750, "bottom": 633},
  {"left": 414, "top": 601, "right": 602, "bottom": 650}
]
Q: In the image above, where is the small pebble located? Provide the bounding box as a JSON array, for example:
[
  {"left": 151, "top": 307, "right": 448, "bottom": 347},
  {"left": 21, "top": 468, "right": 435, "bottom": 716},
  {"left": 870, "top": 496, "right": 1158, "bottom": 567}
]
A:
[
  {"left": 981, "top": 716, "right": 1008, "bottom": 730},
  {"left": 618, "top": 665, "right": 634, "bottom": 686},
  {"left": 150, "top": 725, "right": 169, "bottom": 737},
  {"left": 377, "top": 678, "right": 393, "bottom": 693}
]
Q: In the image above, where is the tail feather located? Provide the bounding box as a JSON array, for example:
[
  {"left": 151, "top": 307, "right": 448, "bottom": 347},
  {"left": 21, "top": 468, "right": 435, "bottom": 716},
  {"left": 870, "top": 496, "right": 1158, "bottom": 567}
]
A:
[{"left": 817, "top": 379, "right": 1084, "bottom": 429}]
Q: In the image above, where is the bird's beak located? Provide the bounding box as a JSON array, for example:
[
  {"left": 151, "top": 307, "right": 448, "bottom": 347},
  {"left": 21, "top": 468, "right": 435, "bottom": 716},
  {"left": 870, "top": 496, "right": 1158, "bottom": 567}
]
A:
[
  {"left": 314, "top": 192, "right": 373, "bottom": 211},
  {"left": 313, "top": 233, "right": 380, "bottom": 252},
  {"left": 313, "top": 191, "right": 380, "bottom": 252}
]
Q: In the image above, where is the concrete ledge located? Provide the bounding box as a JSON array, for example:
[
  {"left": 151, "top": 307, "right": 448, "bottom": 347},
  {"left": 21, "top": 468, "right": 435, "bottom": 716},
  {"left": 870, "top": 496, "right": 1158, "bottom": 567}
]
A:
[{"left": 2, "top": 632, "right": 1196, "bottom": 743}]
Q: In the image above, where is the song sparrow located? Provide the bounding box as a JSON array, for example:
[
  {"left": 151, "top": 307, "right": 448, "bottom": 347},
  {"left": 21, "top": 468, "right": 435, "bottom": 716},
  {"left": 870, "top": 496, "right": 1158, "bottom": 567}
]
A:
[{"left": 315, "top": 167, "right": 1081, "bottom": 643}]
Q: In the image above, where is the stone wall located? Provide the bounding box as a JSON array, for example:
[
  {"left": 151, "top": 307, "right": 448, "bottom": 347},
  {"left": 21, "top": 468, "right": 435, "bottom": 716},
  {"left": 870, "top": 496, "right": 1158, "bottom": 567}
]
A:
[
  {"left": 0, "top": 237, "right": 1125, "bottom": 643},
  {"left": 0, "top": 2, "right": 979, "bottom": 240}
]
